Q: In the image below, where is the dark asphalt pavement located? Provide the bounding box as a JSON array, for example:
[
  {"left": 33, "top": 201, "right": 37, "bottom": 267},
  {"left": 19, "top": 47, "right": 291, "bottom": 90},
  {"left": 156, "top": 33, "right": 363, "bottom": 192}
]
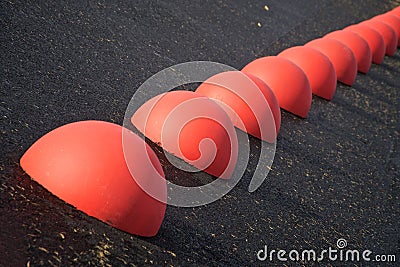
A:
[{"left": 1, "top": 0, "right": 399, "bottom": 266}]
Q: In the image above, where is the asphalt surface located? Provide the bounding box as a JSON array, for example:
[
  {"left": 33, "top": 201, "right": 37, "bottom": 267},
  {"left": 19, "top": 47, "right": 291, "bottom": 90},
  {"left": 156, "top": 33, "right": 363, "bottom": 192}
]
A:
[{"left": 1, "top": 0, "right": 399, "bottom": 266}]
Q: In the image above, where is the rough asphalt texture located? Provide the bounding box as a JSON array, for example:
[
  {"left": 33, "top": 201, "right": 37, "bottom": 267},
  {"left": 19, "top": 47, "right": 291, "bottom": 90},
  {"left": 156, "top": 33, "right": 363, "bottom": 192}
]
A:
[{"left": 1, "top": 0, "right": 399, "bottom": 266}]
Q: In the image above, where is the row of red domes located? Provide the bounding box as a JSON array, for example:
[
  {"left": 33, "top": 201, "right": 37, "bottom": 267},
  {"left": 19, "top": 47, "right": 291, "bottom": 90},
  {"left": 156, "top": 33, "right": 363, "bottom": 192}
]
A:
[{"left": 20, "top": 7, "right": 399, "bottom": 237}]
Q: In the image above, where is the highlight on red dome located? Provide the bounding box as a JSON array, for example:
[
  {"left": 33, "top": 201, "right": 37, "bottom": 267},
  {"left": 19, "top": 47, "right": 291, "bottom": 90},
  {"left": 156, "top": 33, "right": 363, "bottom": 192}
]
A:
[
  {"left": 242, "top": 56, "right": 312, "bottom": 118},
  {"left": 195, "top": 70, "right": 280, "bottom": 143},
  {"left": 278, "top": 46, "right": 337, "bottom": 100},
  {"left": 344, "top": 24, "right": 386, "bottom": 64},
  {"left": 361, "top": 20, "right": 398, "bottom": 56},
  {"left": 305, "top": 38, "right": 357, "bottom": 86},
  {"left": 324, "top": 30, "right": 372, "bottom": 73}
]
